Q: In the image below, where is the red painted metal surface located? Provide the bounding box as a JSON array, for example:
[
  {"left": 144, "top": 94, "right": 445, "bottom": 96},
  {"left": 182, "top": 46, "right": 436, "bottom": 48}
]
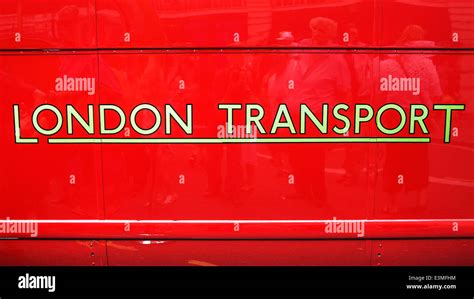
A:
[
  {"left": 0, "top": 240, "right": 107, "bottom": 266},
  {"left": 106, "top": 240, "right": 372, "bottom": 266},
  {"left": 106, "top": 239, "right": 474, "bottom": 266},
  {"left": 0, "top": 0, "right": 97, "bottom": 49},
  {"left": 96, "top": 0, "right": 376, "bottom": 48},
  {"left": 0, "top": 219, "right": 472, "bottom": 239},
  {"left": 0, "top": 53, "right": 103, "bottom": 219},
  {"left": 2, "top": 239, "right": 473, "bottom": 266},
  {"left": 372, "top": 239, "right": 474, "bottom": 266},
  {"left": 0, "top": 1, "right": 473, "bottom": 266},
  {"left": 380, "top": 0, "right": 474, "bottom": 48}
]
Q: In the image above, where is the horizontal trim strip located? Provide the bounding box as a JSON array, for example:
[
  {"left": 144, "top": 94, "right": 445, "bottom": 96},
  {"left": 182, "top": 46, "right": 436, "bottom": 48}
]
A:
[
  {"left": 0, "top": 219, "right": 472, "bottom": 239},
  {"left": 5, "top": 219, "right": 474, "bottom": 223},
  {"left": 1, "top": 47, "right": 474, "bottom": 53},
  {"left": 47, "top": 137, "right": 431, "bottom": 144}
]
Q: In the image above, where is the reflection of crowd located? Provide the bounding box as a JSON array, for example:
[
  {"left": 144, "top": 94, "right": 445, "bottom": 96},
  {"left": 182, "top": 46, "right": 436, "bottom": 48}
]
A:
[
  {"left": 200, "top": 18, "right": 446, "bottom": 209},
  {"left": 2, "top": 2, "right": 467, "bottom": 220},
  {"left": 204, "top": 17, "right": 368, "bottom": 203}
]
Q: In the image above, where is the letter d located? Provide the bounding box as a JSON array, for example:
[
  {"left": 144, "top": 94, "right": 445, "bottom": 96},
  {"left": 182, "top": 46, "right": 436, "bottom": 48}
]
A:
[{"left": 100, "top": 105, "right": 126, "bottom": 134}]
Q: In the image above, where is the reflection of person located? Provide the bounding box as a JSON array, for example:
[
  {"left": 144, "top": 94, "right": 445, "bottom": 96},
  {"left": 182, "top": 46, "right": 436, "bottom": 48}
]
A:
[
  {"left": 396, "top": 25, "right": 426, "bottom": 47},
  {"left": 381, "top": 25, "right": 442, "bottom": 212},
  {"left": 300, "top": 17, "right": 339, "bottom": 47},
  {"left": 266, "top": 31, "right": 301, "bottom": 103},
  {"left": 297, "top": 17, "right": 351, "bottom": 104},
  {"left": 206, "top": 54, "right": 259, "bottom": 200},
  {"left": 262, "top": 31, "right": 301, "bottom": 174},
  {"left": 286, "top": 17, "right": 351, "bottom": 203},
  {"left": 339, "top": 23, "right": 372, "bottom": 185}
]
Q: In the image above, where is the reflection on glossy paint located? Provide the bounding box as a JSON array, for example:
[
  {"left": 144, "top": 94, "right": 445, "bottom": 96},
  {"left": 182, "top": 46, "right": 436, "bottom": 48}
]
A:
[
  {"left": 96, "top": 0, "right": 376, "bottom": 47},
  {"left": 2, "top": 1, "right": 474, "bottom": 49},
  {"left": 0, "top": 0, "right": 472, "bottom": 234},
  {"left": 0, "top": 0, "right": 96, "bottom": 49}
]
